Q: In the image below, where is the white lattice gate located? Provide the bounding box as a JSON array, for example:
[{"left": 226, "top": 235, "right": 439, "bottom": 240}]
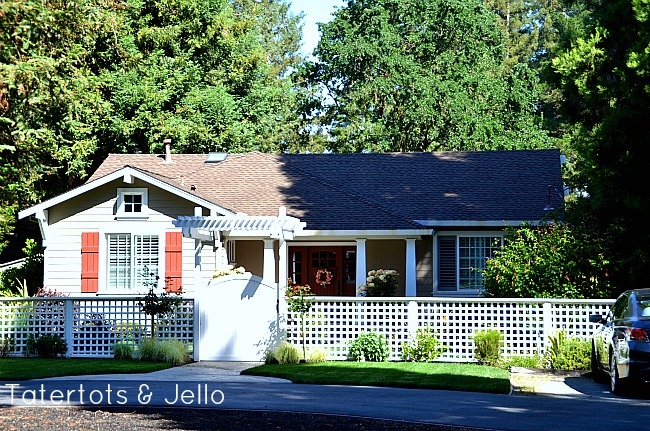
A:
[{"left": 194, "top": 274, "right": 280, "bottom": 361}]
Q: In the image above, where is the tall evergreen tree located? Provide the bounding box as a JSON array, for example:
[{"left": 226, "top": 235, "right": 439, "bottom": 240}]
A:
[
  {"left": 302, "top": 0, "right": 553, "bottom": 153},
  {"left": 0, "top": 0, "right": 110, "bottom": 253},
  {"left": 552, "top": 0, "right": 650, "bottom": 292}
]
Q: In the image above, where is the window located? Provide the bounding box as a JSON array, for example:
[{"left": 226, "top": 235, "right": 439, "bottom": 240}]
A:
[
  {"left": 123, "top": 194, "right": 142, "bottom": 213},
  {"left": 116, "top": 188, "right": 148, "bottom": 219},
  {"left": 290, "top": 249, "right": 304, "bottom": 285},
  {"left": 437, "top": 235, "right": 502, "bottom": 293},
  {"left": 345, "top": 250, "right": 356, "bottom": 284},
  {"left": 108, "top": 233, "right": 159, "bottom": 291}
]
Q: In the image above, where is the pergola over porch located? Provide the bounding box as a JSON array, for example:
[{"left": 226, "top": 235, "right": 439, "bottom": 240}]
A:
[{"left": 174, "top": 208, "right": 433, "bottom": 296}]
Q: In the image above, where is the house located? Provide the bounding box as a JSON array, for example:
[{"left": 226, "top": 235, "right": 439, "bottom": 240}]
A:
[{"left": 18, "top": 147, "right": 563, "bottom": 298}]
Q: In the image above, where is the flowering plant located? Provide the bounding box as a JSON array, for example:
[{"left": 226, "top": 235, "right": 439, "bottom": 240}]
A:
[
  {"left": 285, "top": 279, "right": 314, "bottom": 314},
  {"left": 212, "top": 265, "right": 246, "bottom": 279},
  {"left": 285, "top": 278, "right": 315, "bottom": 360},
  {"left": 358, "top": 269, "right": 398, "bottom": 297},
  {"left": 315, "top": 268, "right": 333, "bottom": 287}
]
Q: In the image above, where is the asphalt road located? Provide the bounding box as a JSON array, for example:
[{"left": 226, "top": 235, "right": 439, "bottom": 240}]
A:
[{"left": 1, "top": 364, "right": 649, "bottom": 431}]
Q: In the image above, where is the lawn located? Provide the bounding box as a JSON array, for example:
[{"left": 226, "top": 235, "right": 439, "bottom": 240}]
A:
[
  {"left": 241, "top": 361, "right": 511, "bottom": 394},
  {"left": 0, "top": 358, "right": 172, "bottom": 381}
]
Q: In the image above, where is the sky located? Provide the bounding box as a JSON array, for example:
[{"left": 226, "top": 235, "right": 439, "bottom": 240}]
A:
[{"left": 288, "top": 0, "right": 345, "bottom": 56}]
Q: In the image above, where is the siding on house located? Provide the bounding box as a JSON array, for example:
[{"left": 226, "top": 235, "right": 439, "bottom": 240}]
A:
[{"left": 43, "top": 179, "right": 217, "bottom": 294}]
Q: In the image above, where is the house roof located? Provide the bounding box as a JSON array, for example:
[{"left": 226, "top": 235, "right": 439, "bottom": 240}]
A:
[{"left": 83, "top": 149, "right": 563, "bottom": 231}]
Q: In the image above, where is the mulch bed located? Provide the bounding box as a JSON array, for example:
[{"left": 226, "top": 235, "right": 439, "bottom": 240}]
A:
[{"left": 0, "top": 407, "right": 484, "bottom": 431}]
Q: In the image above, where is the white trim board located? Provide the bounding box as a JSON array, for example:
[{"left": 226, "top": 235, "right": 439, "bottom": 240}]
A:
[{"left": 18, "top": 167, "right": 234, "bottom": 220}]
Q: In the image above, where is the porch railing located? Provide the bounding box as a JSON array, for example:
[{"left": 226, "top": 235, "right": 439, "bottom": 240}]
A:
[
  {"left": 285, "top": 297, "right": 614, "bottom": 361},
  {"left": 0, "top": 297, "right": 194, "bottom": 358}
]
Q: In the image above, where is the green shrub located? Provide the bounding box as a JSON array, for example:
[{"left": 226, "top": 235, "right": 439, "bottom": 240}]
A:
[
  {"left": 137, "top": 338, "right": 190, "bottom": 365},
  {"left": 501, "top": 355, "right": 544, "bottom": 370},
  {"left": 111, "top": 342, "right": 134, "bottom": 360},
  {"left": 307, "top": 348, "right": 328, "bottom": 363},
  {"left": 263, "top": 349, "right": 279, "bottom": 364},
  {"left": 473, "top": 329, "right": 502, "bottom": 366},
  {"left": 272, "top": 342, "right": 301, "bottom": 364},
  {"left": 481, "top": 223, "right": 612, "bottom": 299},
  {"left": 0, "top": 239, "right": 44, "bottom": 297},
  {"left": 401, "top": 325, "right": 447, "bottom": 362},
  {"left": 26, "top": 333, "right": 67, "bottom": 358},
  {"left": 545, "top": 331, "right": 591, "bottom": 371},
  {"left": 348, "top": 331, "right": 390, "bottom": 362},
  {"left": 0, "top": 335, "right": 15, "bottom": 358}
]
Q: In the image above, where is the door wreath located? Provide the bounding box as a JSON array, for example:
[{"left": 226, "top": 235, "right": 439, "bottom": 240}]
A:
[{"left": 315, "top": 268, "right": 333, "bottom": 287}]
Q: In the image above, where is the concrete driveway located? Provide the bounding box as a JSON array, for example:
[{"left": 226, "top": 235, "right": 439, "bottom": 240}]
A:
[{"left": 2, "top": 362, "right": 649, "bottom": 431}]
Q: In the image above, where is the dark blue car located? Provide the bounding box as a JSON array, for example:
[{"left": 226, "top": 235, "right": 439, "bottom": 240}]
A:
[{"left": 590, "top": 289, "right": 650, "bottom": 394}]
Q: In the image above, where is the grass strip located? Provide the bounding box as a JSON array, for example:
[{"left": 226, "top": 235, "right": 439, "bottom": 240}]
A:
[
  {"left": 242, "top": 361, "right": 511, "bottom": 394},
  {"left": 0, "top": 358, "right": 172, "bottom": 380}
]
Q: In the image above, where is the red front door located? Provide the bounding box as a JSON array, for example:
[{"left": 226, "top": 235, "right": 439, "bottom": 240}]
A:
[{"left": 289, "top": 246, "right": 356, "bottom": 296}]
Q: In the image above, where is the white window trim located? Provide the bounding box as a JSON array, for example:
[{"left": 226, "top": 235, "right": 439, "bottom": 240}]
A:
[
  {"left": 434, "top": 231, "right": 503, "bottom": 296},
  {"left": 98, "top": 223, "right": 166, "bottom": 295},
  {"left": 116, "top": 188, "right": 149, "bottom": 220}
]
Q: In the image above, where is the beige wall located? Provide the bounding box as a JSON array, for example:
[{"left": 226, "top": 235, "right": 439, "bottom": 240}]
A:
[
  {"left": 366, "top": 240, "right": 407, "bottom": 296},
  {"left": 416, "top": 236, "right": 433, "bottom": 296},
  {"left": 365, "top": 238, "right": 433, "bottom": 297},
  {"left": 233, "top": 240, "right": 264, "bottom": 279}
]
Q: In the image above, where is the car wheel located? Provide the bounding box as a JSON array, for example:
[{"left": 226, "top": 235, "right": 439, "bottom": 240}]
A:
[
  {"left": 610, "top": 351, "right": 626, "bottom": 395},
  {"left": 591, "top": 343, "right": 606, "bottom": 383}
]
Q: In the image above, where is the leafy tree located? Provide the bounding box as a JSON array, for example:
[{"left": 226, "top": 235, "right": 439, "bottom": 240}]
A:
[
  {"left": 137, "top": 271, "right": 183, "bottom": 338},
  {"left": 0, "top": 0, "right": 110, "bottom": 252},
  {"left": 552, "top": 0, "right": 650, "bottom": 292},
  {"left": 0, "top": 239, "right": 44, "bottom": 297},
  {"left": 302, "top": 0, "right": 553, "bottom": 152},
  {"left": 232, "top": 0, "right": 305, "bottom": 77},
  {"left": 1, "top": 0, "right": 305, "bottom": 259},
  {"left": 484, "top": 0, "right": 537, "bottom": 71},
  {"left": 484, "top": 0, "right": 571, "bottom": 69},
  {"left": 97, "top": 0, "right": 304, "bottom": 156},
  {"left": 482, "top": 222, "right": 612, "bottom": 298}
]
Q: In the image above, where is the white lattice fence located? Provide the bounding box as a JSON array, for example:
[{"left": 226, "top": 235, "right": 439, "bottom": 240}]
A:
[
  {"left": 0, "top": 299, "right": 66, "bottom": 356},
  {"left": 286, "top": 297, "right": 614, "bottom": 361},
  {"left": 288, "top": 300, "right": 410, "bottom": 359},
  {"left": 0, "top": 297, "right": 194, "bottom": 358}
]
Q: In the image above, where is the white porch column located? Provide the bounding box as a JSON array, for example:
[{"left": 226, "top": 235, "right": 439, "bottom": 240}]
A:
[
  {"left": 278, "top": 239, "right": 288, "bottom": 288},
  {"left": 263, "top": 239, "right": 276, "bottom": 284},
  {"left": 193, "top": 207, "right": 203, "bottom": 290},
  {"left": 405, "top": 238, "right": 417, "bottom": 297},
  {"left": 355, "top": 238, "right": 367, "bottom": 297}
]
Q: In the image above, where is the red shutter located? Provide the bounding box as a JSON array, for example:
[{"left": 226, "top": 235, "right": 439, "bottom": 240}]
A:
[
  {"left": 81, "top": 232, "right": 99, "bottom": 293},
  {"left": 165, "top": 231, "right": 183, "bottom": 293}
]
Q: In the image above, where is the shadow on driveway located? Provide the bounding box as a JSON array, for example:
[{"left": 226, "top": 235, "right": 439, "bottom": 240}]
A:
[{"left": 562, "top": 373, "right": 650, "bottom": 401}]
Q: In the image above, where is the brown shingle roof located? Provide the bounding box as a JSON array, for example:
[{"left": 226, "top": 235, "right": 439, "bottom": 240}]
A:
[{"left": 88, "top": 149, "right": 562, "bottom": 230}]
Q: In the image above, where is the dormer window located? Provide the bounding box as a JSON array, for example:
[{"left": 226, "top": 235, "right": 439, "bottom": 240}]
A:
[
  {"left": 124, "top": 193, "right": 142, "bottom": 213},
  {"left": 117, "top": 188, "right": 148, "bottom": 219}
]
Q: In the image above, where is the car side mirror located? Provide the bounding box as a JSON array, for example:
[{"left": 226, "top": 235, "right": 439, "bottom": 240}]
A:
[{"left": 589, "top": 314, "right": 606, "bottom": 324}]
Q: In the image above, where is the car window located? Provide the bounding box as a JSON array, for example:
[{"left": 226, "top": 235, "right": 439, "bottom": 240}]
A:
[
  {"left": 637, "top": 296, "right": 650, "bottom": 318},
  {"left": 611, "top": 295, "right": 629, "bottom": 319}
]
